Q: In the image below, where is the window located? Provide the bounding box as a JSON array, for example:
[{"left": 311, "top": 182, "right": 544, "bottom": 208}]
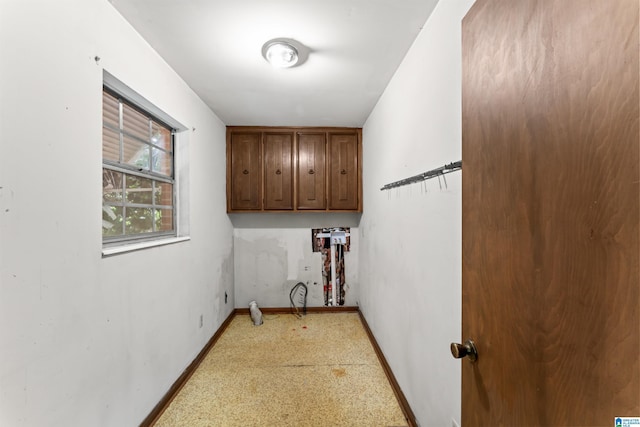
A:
[{"left": 102, "top": 88, "right": 176, "bottom": 243}]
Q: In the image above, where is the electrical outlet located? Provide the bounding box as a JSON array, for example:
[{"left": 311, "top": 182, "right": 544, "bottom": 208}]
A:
[
  {"left": 199, "top": 314, "right": 203, "bottom": 328},
  {"left": 225, "top": 291, "right": 228, "bottom": 304}
]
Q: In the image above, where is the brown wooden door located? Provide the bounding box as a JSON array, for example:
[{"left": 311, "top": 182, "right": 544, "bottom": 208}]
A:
[
  {"left": 328, "top": 132, "right": 359, "bottom": 210},
  {"left": 461, "top": 0, "right": 640, "bottom": 425},
  {"left": 297, "top": 132, "right": 326, "bottom": 210},
  {"left": 229, "top": 132, "right": 262, "bottom": 210},
  {"left": 264, "top": 132, "right": 293, "bottom": 210}
]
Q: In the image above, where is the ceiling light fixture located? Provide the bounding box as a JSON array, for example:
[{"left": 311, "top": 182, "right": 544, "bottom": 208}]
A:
[{"left": 262, "top": 40, "right": 299, "bottom": 68}]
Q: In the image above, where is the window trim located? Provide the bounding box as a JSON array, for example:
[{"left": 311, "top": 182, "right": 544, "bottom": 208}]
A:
[
  {"left": 102, "top": 236, "right": 191, "bottom": 257},
  {"left": 102, "top": 71, "right": 188, "bottom": 251},
  {"left": 103, "top": 71, "right": 187, "bottom": 132}
]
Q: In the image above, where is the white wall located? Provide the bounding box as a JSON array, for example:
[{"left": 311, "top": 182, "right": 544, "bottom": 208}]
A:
[
  {"left": 0, "top": 1, "right": 233, "bottom": 426},
  {"left": 232, "top": 214, "right": 360, "bottom": 308},
  {"left": 359, "top": 0, "right": 475, "bottom": 426}
]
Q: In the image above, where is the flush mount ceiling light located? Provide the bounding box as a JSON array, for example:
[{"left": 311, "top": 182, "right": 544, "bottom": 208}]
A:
[{"left": 262, "top": 39, "right": 300, "bottom": 68}]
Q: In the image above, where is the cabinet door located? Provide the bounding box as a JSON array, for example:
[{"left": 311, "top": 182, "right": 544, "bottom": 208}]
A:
[
  {"left": 264, "top": 133, "right": 293, "bottom": 210},
  {"left": 297, "top": 133, "right": 326, "bottom": 210},
  {"left": 328, "top": 132, "right": 359, "bottom": 210},
  {"left": 230, "top": 132, "right": 261, "bottom": 210}
]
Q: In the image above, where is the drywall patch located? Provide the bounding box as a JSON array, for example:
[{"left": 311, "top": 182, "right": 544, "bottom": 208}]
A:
[
  {"left": 234, "top": 229, "right": 334, "bottom": 307},
  {"left": 234, "top": 234, "right": 289, "bottom": 307}
]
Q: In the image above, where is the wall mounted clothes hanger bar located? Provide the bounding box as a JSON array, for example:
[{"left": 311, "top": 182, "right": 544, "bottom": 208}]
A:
[{"left": 380, "top": 160, "right": 462, "bottom": 191}]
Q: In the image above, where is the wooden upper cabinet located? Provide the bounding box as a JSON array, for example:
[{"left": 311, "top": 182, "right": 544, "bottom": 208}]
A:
[
  {"left": 297, "top": 133, "right": 327, "bottom": 210},
  {"left": 328, "top": 132, "right": 359, "bottom": 210},
  {"left": 264, "top": 133, "right": 293, "bottom": 210},
  {"left": 227, "top": 127, "right": 361, "bottom": 213},
  {"left": 229, "top": 132, "right": 261, "bottom": 211}
]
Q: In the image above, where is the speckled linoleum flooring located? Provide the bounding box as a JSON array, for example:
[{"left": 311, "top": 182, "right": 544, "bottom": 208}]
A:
[{"left": 153, "top": 312, "right": 409, "bottom": 427}]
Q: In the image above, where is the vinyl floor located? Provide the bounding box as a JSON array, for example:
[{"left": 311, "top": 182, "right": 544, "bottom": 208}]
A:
[{"left": 153, "top": 312, "right": 409, "bottom": 427}]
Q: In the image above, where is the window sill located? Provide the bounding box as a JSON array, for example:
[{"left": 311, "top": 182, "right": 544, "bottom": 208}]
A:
[{"left": 102, "top": 236, "right": 190, "bottom": 257}]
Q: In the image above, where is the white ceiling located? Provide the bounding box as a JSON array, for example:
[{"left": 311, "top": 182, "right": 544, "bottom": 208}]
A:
[{"left": 109, "top": 0, "right": 440, "bottom": 127}]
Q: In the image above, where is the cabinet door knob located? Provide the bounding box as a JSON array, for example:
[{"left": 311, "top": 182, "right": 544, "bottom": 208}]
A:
[
  {"left": 309, "top": 169, "right": 315, "bottom": 175},
  {"left": 340, "top": 169, "right": 347, "bottom": 175},
  {"left": 242, "top": 169, "right": 249, "bottom": 175},
  {"left": 275, "top": 169, "right": 281, "bottom": 175}
]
